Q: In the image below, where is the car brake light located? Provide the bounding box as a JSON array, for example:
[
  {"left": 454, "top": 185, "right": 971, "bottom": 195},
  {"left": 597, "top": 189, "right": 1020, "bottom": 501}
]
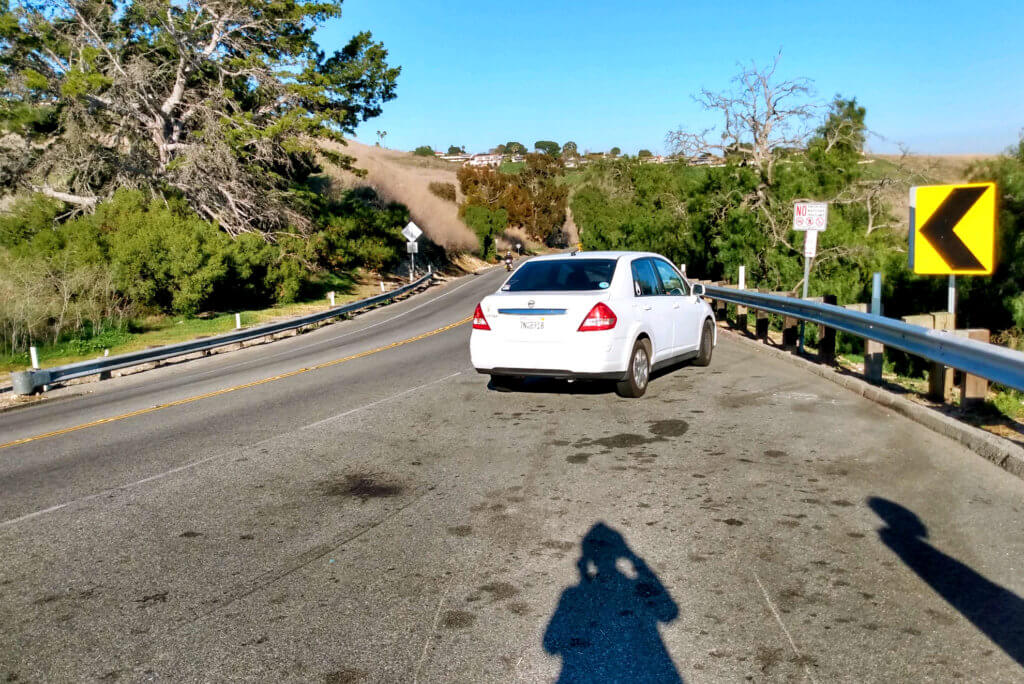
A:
[
  {"left": 473, "top": 304, "right": 490, "bottom": 330},
  {"left": 578, "top": 303, "right": 617, "bottom": 331}
]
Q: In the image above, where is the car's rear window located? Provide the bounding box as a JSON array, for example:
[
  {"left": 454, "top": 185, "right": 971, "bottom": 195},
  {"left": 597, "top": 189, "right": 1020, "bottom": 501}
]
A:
[{"left": 503, "top": 259, "right": 617, "bottom": 292}]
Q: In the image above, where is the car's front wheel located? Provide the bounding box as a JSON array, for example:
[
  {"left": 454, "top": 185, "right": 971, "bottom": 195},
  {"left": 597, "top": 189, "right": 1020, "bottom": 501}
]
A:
[
  {"left": 693, "top": 319, "right": 714, "bottom": 367},
  {"left": 616, "top": 338, "right": 651, "bottom": 398}
]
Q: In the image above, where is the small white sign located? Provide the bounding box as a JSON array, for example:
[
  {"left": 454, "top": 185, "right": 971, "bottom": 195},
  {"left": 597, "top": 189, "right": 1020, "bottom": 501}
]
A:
[
  {"left": 406, "top": 241, "right": 418, "bottom": 254},
  {"left": 793, "top": 202, "right": 828, "bottom": 231},
  {"left": 402, "top": 221, "right": 423, "bottom": 242},
  {"left": 803, "top": 229, "right": 818, "bottom": 258}
]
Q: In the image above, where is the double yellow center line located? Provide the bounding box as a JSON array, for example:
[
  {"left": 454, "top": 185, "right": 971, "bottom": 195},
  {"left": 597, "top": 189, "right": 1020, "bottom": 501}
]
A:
[{"left": 0, "top": 316, "right": 471, "bottom": 451}]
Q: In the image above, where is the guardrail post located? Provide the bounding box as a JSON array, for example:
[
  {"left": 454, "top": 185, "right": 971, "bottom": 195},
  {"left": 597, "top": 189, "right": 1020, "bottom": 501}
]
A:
[
  {"left": 734, "top": 267, "right": 748, "bottom": 332},
  {"left": 12, "top": 370, "right": 36, "bottom": 395},
  {"left": 734, "top": 304, "right": 748, "bottom": 333},
  {"left": 754, "top": 293, "right": 770, "bottom": 341},
  {"left": 235, "top": 313, "right": 241, "bottom": 330},
  {"left": 957, "top": 329, "right": 990, "bottom": 408},
  {"left": 932, "top": 313, "right": 956, "bottom": 403},
  {"left": 713, "top": 287, "right": 728, "bottom": 320},
  {"left": 99, "top": 349, "right": 111, "bottom": 381},
  {"left": 843, "top": 303, "right": 882, "bottom": 382},
  {"left": 864, "top": 339, "right": 884, "bottom": 383},
  {"left": 328, "top": 291, "right": 336, "bottom": 307},
  {"left": 782, "top": 314, "right": 799, "bottom": 348},
  {"left": 818, "top": 295, "right": 837, "bottom": 363}
]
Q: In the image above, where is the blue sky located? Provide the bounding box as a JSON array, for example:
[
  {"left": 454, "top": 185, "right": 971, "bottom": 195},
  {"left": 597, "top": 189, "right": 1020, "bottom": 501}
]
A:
[{"left": 319, "top": 0, "right": 1024, "bottom": 156}]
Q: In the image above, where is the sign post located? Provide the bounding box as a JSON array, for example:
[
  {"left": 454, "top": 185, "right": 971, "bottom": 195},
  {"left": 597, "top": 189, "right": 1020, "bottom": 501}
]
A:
[
  {"left": 402, "top": 221, "right": 423, "bottom": 282},
  {"left": 909, "top": 182, "right": 996, "bottom": 327},
  {"left": 793, "top": 201, "right": 828, "bottom": 353}
]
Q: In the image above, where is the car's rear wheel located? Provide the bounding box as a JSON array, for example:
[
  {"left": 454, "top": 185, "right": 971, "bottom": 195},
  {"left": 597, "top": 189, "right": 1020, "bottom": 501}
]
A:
[
  {"left": 616, "top": 338, "right": 651, "bottom": 398},
  {"left": 693, "top": 319, "right": 714, "bottom": 367},
  {"left": 489, "top": 375, "right": 522, "bottom": 392}
]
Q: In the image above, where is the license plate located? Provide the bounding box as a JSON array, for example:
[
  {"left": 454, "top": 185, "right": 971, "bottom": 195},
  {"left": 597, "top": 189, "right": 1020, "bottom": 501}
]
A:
[{"left": 521, "top": 319, "right": 544, "bottom": 330}]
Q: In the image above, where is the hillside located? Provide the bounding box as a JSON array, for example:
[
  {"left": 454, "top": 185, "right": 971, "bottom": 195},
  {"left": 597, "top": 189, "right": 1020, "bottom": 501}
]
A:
[{"left": 321, "top": 140, "right": 477, "bottom": 250}]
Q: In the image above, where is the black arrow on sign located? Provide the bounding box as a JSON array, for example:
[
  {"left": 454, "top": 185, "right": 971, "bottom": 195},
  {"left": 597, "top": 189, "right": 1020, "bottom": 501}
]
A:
[{"left": 919, "top": 186, "right": 987, "bottom": 270}]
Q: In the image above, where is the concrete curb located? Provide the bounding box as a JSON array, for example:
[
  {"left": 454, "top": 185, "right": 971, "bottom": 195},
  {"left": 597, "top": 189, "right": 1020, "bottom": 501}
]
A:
[{"left": 717, "top": 326, "right": 1024, "bottom": 480}]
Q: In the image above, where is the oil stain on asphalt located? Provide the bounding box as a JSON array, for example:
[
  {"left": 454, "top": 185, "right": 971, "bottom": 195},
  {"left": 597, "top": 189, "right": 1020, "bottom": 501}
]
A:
[{"left": 322, "top": 474, "right": 403, "bottom": 501}]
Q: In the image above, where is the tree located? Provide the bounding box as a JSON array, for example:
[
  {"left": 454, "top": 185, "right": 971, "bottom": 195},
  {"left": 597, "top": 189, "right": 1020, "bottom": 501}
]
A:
[
  {"left": 0, "top": 0, "right": 399, "bottom": 238},
  {"left": 413, "top": 145, "right": 435, "bottom": 156},
  {"left": 609, "top": 147, "right": 621, "bottom": 157},
  {"left": 503, "top": 141, "right": 527, "bottom": 155},
  {"left": 534, "top": 140, "right": 561, "bottom": 157},
  {"left": 666, "top": 53, "right": 815, "bottom": 187},
  {"left": 562, "top": 141, "right": 578, "bottom": 158},
  {"left": 638, "top": 149, "right": 653, "bottom": 158},
  {"left": 447, "top": 145, "right": 465, "bottom": 155},
  {"left": 815, "top": 96, "right": 867, "bottom": 157},
  {"left": 665, "top": 54, "right": 817, "bottom": 247}
]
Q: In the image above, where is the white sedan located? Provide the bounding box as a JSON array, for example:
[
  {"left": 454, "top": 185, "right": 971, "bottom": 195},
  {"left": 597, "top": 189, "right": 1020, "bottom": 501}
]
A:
[{"left": 470, "top": 251, "right": 716, "bottom": 397}]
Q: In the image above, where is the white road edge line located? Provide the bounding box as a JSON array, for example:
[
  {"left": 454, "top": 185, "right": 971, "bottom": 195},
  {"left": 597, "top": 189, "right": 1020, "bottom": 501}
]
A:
[
  {"left": 0, "top": 372, "right": 462, "bottom": 530},
  {"left": 753, "top": 571, "right": 818, "bottom": 684}
]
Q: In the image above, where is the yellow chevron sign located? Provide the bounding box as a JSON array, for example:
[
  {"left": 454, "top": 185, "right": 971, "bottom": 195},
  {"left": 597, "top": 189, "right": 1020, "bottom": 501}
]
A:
[{"left": 910, "top": 182, "right": 996, "bottom": 275}]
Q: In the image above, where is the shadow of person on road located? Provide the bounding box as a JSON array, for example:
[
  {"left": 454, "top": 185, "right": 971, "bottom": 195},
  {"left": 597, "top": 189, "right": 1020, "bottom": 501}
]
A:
[
  {"left": 869, "top": 496, "right": 1024, "bottom": 667},
  {"left": 543, "top": 522, "right": 683, "bottom": 683}
]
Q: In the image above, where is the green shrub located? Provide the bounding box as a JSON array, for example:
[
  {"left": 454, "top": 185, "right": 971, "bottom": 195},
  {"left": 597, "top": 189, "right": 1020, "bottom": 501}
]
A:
[
  {"left": 0, "top": 193, "right": 61, "bottom": 247},
  {"left": 317, "top": 187, "right": 408, "bottom": 272},
  {"left": 462, "top": 204, "right": 507, "bottom": 260}
]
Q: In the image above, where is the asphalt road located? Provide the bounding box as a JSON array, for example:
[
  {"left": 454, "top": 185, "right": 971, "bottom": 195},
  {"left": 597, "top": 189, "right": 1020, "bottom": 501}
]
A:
[{"left": 2, "top": 265, "right": 1024, "bottom": 682}]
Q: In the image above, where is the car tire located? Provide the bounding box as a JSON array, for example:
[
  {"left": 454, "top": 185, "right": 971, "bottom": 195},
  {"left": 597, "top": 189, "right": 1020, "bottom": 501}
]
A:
[
  {"left": 693, "top": 319, "right": 714, "bottom": 367},
  {"left": 616, "top": 338, "right": 652, "bottom": 398}
]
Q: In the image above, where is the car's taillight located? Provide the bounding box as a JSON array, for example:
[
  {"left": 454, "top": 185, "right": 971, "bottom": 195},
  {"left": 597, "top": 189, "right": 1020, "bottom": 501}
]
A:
[
  {"left": 578, "top": 302, "right": 617, "bottom": 331},
  {"left": 472, "top": 304, "right": 490, "bottom": 330}
]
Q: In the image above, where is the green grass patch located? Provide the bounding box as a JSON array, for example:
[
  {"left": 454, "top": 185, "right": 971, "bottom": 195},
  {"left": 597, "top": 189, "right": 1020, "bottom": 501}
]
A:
[
  {"left": 988, "top": 389, "right": 1024, "bottom": 421},
  {"left": 1, "top": 269, "right": 370, "bottom": 375},
  {"left": 498, "top": 161, "right": 525, "bottom": 175}
]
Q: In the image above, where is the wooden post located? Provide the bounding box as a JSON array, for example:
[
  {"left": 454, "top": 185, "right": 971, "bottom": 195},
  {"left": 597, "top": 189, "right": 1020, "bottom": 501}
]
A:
[
  {"left": 928, "top": 313, "right": 954, "bottom": 402},
  {"left": 715, "top": 297, "right": 728, "bottom": 320},
  {"left": 734, "top": 267, "right": 748, "bottom": 333},
  {"left": 843, "top": 303, "right": 881, "bottom": 381},
  {"left": 755, "top": 291, "right": 770, "bottom": 342},
  {"left": 818, "top": 294, "right": 837, "bottom": 363},
  {"left": 768, "top": 291, "right": 798, "bottom": 348},
  {"left": 957, "top": 329, "right": 990, "bottom": 409},
  {"left": 864, "top": 339, "right": 884, "bottom": 383},
  {"left": 782, "top": 314, "right": 799, "bottom": 348}
]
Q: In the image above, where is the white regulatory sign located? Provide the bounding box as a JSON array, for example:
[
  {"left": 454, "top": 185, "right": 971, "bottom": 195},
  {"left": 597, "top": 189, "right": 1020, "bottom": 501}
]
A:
[
  {"left": 406, "top": 241, "right": 418, "bottom": 254},
  {"left": 402, "top": 221, "right": 423, "bottom": 242},
  {"left": 793, "top": 202, "right": 828, "bottom": 231},
  {"left": 803, "top": 230, "right": 818, "bottom": 258}
]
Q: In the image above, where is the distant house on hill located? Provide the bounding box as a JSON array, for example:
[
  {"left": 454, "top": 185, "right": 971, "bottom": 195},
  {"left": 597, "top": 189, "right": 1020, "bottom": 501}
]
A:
[
  {"left": 440, "top": 154, "right": 471, "bottom": 163},
  {"left": 688, "top": 153, "right": 720, "bottom": 166},
  {"left": 465, "top": 154, "right": 503, "bottom": 167}
]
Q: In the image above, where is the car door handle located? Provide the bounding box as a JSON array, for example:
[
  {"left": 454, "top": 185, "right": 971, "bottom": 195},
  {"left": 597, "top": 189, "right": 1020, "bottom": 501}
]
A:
[
  {"left": 672, "top": 303, "right": 680, "bottom": 309},
  {"left": 643, "top": 305, "right": 653, "bottom": 311}
]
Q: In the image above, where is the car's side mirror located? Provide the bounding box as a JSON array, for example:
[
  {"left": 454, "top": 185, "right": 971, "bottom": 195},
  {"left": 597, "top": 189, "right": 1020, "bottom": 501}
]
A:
[{"left": 691, "top": 283, "right": 706, "bottom": 297}]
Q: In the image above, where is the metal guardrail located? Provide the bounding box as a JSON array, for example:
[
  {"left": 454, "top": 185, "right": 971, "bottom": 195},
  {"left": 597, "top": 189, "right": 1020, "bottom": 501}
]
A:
[
  {"left": 704, "top": 285, "right": 1024, "bottom": 393},
  {"left": 11, "top": 271, "right": 437, "bottom": 395}
]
